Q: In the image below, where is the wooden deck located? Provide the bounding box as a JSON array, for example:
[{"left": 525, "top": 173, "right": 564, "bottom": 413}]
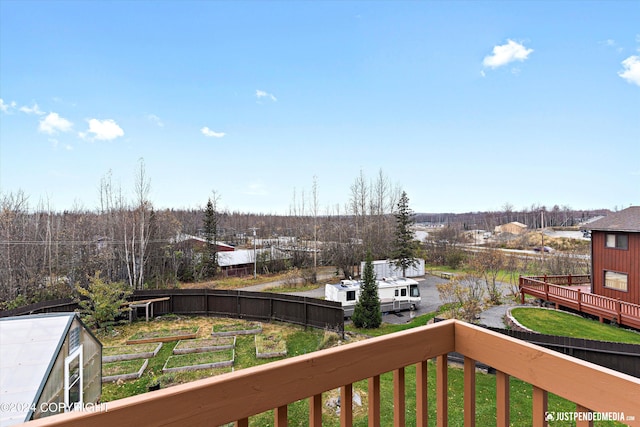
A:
[
  {"left": 520, "top": 275, "right": 640, "bottom": 330},
  {"left": 18, "top": 319, "right": 640, "bottom": 427}
]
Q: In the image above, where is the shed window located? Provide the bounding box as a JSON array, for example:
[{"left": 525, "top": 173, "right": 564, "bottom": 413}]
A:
[
  {"left": 606, "top": 234, "right": 628, "bottom": 250},
  {"left": 346, "top": 291, "right": 356, "bottom": 301},
  {"left": 604, "top": 271, "right": 628, "bottom": 291}
]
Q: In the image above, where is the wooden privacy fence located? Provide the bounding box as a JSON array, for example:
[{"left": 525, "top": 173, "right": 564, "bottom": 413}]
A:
[
  {"left": 0, "top": 290, "right": 345, "bottom": 333},
  {"left": 519, "top": 275, "right": 640, "bottom": 330}
]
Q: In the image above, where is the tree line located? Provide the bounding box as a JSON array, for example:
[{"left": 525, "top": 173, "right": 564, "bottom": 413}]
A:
[{"left": 1, "top": 161, "right": 600, "bottom": 309}]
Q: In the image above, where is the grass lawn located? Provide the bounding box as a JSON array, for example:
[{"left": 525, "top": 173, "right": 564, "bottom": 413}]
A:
[
  {"left": 510, "top": 307, "right": 640, "bottom": 344},
  {"left": 211, "top": 319, "right": 261, "bottom": 334},
  {"left": 103, "top": 343, "right": 159, "bottom": 357},
  {"left": 103, "top": 359, "right": 146, "bottom": 377},
  {"left": 164, "top": 349, "right": 234, "bottom": 369}
]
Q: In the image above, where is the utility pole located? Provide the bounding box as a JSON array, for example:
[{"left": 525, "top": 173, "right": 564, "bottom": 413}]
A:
[{"left": 250, "top": 227, "right": 259, "bottom": 279}]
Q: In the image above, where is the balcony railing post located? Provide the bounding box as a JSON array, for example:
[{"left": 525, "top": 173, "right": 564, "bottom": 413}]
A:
[
  {"left": 436, "top": 354, "right": 448, "bottom": 427},
  {"left": 416, "top": 360, "right": 428, "bottom": 427},
  {"left": 617, "top": 299, "right": 622, "bottom": 324},
  {"left": 310, "top": 394, "right": 322, "bottom": 426},
  {"left": 275, "top": 405, "right": 288, "bottom": 427},
  {"left": 532, "top": 386, "right": 548, "bottom": 427},
  {"left": 394, "top": 368, "right": 406, "bottom": 427},
  {"left": 495, "top": 371, "right": 510, "bottom": 427},
  {"left": 368, "top": 375, "right": 381, "bottom": 427},
  {"left": 340, "top": 384, "right": 353, "bottom": 427},
  {"left": 575, "top": 404, "right": 594, "bottom": 427},
  {"left": 464, "top": 357, "right": 476, "bottom": 427}
]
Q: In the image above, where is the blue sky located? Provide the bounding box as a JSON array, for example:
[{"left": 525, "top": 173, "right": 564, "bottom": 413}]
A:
[{"left": 1, "top": 1, "right": 638, "bottom": 214}]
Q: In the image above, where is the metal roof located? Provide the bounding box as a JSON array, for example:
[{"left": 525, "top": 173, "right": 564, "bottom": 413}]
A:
[{"left": 0, "top": 313, "right": 75, "bottom": 426}]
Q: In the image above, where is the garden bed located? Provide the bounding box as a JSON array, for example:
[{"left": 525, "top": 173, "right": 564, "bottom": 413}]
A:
[
  {"left": 173, "top": 336, "right": 236, "bottom": 355},
  {"left": 102, "top": 358, "right": 148, "bottom": 383},
  {"left": 126, "top": 327, "right": 199, "bottom": 344},
  {"left": 211, "top": 320, "right": 261, "bottom": 337},
  {"left": 162, "top": 349, "right": 234, "bottom": 373},
  {"left": 255, "top": 334, "right": 287, "bottom": 359},
  {"left": 103, "top": 343, "right": 162, "bottom": 362}
]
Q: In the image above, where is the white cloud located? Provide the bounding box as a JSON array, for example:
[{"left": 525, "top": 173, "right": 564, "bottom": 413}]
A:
[
  {"left": 618, "top": 55, "right": 640, "bottom": 86},
  {"left": 39, "top": 112, "right": 73, "bottom": 134},
  {"left": 256, "top": 89, "right": 277, "bottom": 102},
  {"left": 201, "top": 127, "right": 225, "bottom": 138},
  {"left": 83, "top": 118, "right": 124, "bottom": 140},
  {"left": 146, "top": 114, "right": 164, "bottom": 127},
  {"left": 483, "top": 39, "right": 533, "bottom": 69},
  {"left": 0, "top": 98, "right": 16, "bottom": 113},
  {"left": 19, "top": 103, "right": 45, "bottom": 115}
]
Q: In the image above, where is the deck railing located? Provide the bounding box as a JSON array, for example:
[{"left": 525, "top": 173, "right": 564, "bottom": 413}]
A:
[
  {"left": 519, "top": 276, "right": 640, "bottom": 330},
  {"left": 20, "top": 320, "right": 640, "bottom": 427}
]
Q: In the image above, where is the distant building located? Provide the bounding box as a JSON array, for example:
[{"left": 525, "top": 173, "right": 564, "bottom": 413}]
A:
[
  {"left": 494, "top": 221, "right": 528, "bottom": 235},
  {"left": 585, "top": 206, "right": 640, "bottom": 304},
  {"left": 0, "top": 313, "right": 102, "bottom": 426}
]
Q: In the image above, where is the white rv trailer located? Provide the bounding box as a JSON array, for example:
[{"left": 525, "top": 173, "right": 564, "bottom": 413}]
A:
[{"left": 324, "top": 277, "right": 421, "bottom": 317}]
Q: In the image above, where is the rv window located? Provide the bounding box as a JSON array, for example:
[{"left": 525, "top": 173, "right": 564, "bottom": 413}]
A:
[
  {"left": 395, "top": 290, "right": 399, "bottom": 297},
  {"left": 401, "top": 288, "right": 407, "bottom": 297},
  {"left": 346, "top": 291, "right": 356, "bottom": 301},
  {"left": 410, "top": 285, "right": 420, "bottom": 297}
]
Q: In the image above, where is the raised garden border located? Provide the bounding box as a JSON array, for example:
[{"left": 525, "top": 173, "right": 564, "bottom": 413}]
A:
[
  {"left": 102, "top": 359, "right": 149, "bottom": 383},
  {"left": 103, "top": 343, "right": 163, "bottom": 363},
  {"left": 126, "top": 327, "right": 200, "bottom": 345},
  {"left": 255, "top": 335, "right": 287, "bottom": 359},
  {"left": 162, "top": 350, "right": 235, "bottom": 373},
  {"left": 173, "top": 336, "right": 236, "bottom": 355},
  {"left": 212, "top": 322, "right": 262, "bottom": 337}
]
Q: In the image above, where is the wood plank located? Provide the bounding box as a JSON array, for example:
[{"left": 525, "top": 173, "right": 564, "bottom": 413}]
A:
[
  {"left": 340, "top": 384, "right": 353, "bottom": 427},
  {"left": 368, "top": 375, "right": 381, "bottom": 427},
  {"left": 532, "top": 386, "right": 547, "bottom": 427},
  {"left": 394, "top": 368, "right": 406, "bottom": 427},
  {"left": 416, "top": 361, "right": 428, "bottom": 427},
  {"left": 309, "top": 394, "right": 322, "bottom": 427},
  {"left": 495, "top": 370, "right": 510, "bottom": 427},
  {"left": 464, "top": 357, "right": 476, "bottom": 427},
  {"left": 275, "top": 405, "right": 287, "bottom": 427},
  {"left": 436, "top": 355, "right": 448, "bottom": 427}
]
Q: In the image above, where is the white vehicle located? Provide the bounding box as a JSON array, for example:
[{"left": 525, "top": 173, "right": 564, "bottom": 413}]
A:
[{"left": 325, "top": 277, "right": 421, "bottom": 317}]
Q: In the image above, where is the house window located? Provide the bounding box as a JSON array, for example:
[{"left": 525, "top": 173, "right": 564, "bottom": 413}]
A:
[
  {"left": 604, "top": 271, "right": 628, "bottom": 291},
  {"left": 346, "top": 291, "right": 356, "bottom": 301},
  {"left": 606, "top": 233, "right": 628, "bottom": 250}
]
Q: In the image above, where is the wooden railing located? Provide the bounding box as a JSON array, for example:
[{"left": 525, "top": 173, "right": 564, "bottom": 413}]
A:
[
  {"left": 20, "top": 320, "right": 640, "bottom": 427},
  {"left": 519, "top": 276, "right": 640, "bottom": 330}
]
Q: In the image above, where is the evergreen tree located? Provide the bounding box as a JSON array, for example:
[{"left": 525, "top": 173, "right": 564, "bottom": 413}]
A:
[
  {"left": 203, "top": 198, "right": 218, "bottom": 278},
  {"left": 352, "top": 251, "right": 381, "bottom": 328},
  {"left": 391, "top": 191, "right": 418, "bottom": 277},
  {"left": 76, "top": 272, "right": 131, "bottom": 330}
]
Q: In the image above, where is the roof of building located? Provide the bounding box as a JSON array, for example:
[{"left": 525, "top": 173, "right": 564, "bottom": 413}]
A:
[
  {"left": 586, "top": 206, "right": 640, "bottom": 232},
  {"left": 0, "top": 313, "right": 77, "bottom": 426}
]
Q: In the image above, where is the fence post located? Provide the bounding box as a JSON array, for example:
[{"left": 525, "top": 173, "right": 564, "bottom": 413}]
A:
[
  {"left": 519, "top": 276, "right": 525, "bottom": 304},
  {"left": 577, "top": 289, "right": 581, "bottom": 312},
  {"left": 617, "top": 299, "right": 622, "bottom": 324},
  {"left": 544, "top": 282, "right": 549, "bottom": 301}
]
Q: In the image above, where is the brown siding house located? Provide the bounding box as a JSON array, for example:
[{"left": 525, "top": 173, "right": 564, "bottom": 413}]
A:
[{"left": 586, "top": 206, "right": 640, "bottom": 304}]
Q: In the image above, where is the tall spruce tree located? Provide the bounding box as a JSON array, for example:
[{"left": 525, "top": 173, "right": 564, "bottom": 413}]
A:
[
  {"left": 203, "top": 198, "right": 218, "bottom": 278},
  {"left": 352, "top": 251, "right": 381, "bottom": 329},
  {"left": 391, "top": 191, "right": 418, "bottom": 277}
]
